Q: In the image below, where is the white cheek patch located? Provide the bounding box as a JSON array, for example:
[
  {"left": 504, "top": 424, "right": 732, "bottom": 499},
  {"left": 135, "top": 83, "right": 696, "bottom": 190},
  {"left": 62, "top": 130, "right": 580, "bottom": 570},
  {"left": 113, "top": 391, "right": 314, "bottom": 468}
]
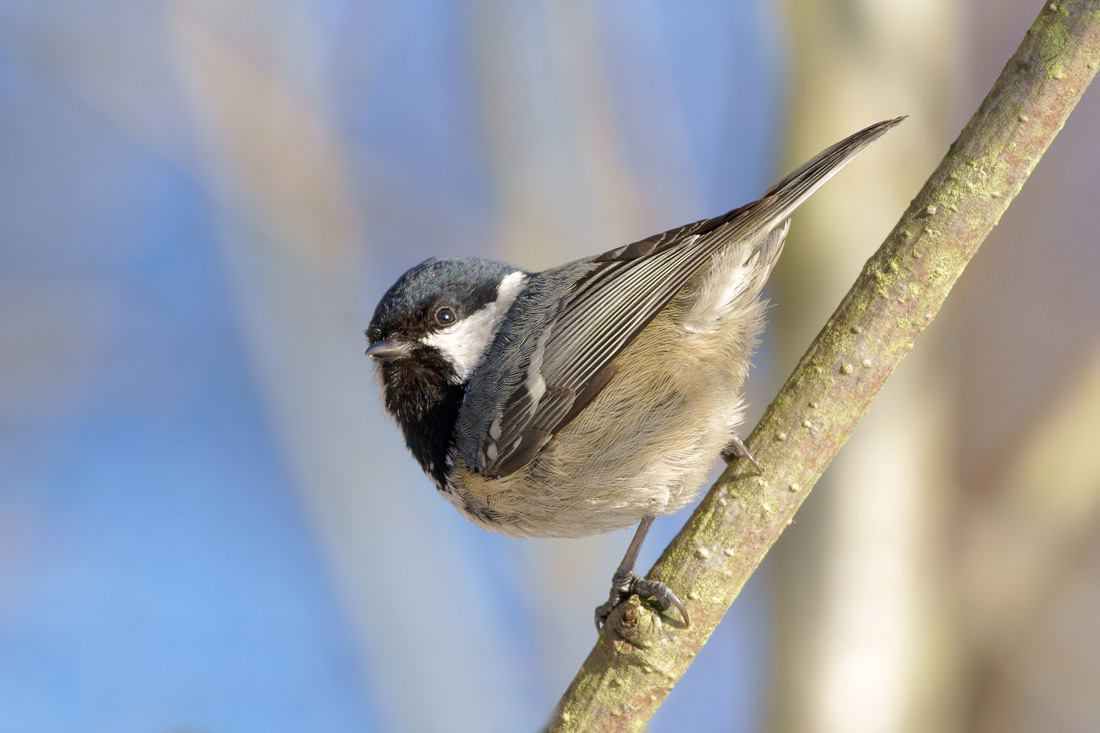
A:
[{"left": 423, "top": 270, "right": 526, "bottom": 382}]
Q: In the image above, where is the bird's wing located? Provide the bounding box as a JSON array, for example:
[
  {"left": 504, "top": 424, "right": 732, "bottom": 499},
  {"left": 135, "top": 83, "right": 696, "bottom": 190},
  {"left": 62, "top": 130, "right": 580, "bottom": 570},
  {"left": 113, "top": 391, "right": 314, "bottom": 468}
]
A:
[{"left": 479, "top": 117, "right": 904, "bottom": 477}]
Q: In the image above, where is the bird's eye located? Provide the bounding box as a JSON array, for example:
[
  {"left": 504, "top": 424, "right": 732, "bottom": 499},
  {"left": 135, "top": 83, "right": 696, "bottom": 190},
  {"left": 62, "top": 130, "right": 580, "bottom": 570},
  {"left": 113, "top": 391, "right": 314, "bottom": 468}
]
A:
[{"left": 435, "top": 306, "right": 457, "bottom": 326}]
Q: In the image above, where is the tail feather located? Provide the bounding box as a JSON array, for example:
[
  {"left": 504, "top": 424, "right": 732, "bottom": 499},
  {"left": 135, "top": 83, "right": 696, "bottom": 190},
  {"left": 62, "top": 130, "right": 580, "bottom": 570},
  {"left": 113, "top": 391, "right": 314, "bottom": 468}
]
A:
[
  {"left": 604, "top": 117, "right": 905, "bottom": 265},
  {"left": 677, "top": 117, "right": 904, "bottom": 329},
  {"left": 753, "top": 116, "right": 906, "bottom": 235}
]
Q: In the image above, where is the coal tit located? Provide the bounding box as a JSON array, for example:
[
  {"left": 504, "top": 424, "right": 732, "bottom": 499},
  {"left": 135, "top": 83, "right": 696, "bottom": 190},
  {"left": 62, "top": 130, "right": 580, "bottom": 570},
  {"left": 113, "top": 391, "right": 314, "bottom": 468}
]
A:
[{"left": 366, "top": 118, "right": 902, "bottom": 630}]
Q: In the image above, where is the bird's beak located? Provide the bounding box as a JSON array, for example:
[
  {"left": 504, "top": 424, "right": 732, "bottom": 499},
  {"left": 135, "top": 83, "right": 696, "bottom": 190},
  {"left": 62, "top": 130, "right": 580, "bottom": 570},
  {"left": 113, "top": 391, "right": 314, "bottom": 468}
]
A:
[{"left": 365, "top": 339, "right": 412, "bottom": 360}]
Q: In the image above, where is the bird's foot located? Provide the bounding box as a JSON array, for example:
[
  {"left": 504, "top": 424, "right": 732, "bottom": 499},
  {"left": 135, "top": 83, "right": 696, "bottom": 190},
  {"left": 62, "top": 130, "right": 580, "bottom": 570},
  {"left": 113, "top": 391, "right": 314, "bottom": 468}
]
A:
[
  {"left": 721, "top": 435, "right": 763, "bottom": 474},
  {"left": 594, "top": 567, "right": 689, "bottom": 631}
]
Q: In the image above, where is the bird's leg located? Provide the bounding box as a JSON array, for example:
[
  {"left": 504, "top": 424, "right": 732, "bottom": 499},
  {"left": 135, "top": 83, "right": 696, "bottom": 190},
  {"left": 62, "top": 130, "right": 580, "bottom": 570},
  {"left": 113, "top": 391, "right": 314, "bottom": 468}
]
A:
[
  {"left": 594, "top": 515, "right": 689, "bottom": 631},
  {"left": 721, "top": 435, "right": 762, "bottom": 474}
]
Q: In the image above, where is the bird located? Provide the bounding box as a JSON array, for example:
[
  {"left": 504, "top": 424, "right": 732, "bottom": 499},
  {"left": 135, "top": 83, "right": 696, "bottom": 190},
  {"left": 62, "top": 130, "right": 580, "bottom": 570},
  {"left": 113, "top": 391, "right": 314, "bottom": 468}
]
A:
[{"left": 366, "top": 117, "right": 902, "bottom": 630}]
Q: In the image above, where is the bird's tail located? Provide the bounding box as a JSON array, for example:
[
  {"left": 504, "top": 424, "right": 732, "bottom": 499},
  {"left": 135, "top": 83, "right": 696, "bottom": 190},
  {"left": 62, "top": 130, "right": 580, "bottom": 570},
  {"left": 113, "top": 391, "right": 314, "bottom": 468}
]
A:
[{"left": 747, "top": 116, "right": 906, "bottom": 238}]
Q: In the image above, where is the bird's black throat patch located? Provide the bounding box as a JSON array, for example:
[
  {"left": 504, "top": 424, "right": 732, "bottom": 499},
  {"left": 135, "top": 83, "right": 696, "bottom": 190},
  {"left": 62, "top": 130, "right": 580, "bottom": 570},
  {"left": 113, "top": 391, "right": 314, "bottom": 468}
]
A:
[{"left": 379, "top": 346, "right": 463, "bottom": 489}]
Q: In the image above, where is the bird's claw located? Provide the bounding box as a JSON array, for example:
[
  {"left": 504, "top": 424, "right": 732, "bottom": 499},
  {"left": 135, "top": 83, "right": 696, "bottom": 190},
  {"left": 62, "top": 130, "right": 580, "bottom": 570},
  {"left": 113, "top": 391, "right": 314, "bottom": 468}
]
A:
[
  {"left": 594, "top": 569, "right": 690, "bottom": 631},
  {"left": 722, "top": 435, "right": 763, "bottom": 474}
]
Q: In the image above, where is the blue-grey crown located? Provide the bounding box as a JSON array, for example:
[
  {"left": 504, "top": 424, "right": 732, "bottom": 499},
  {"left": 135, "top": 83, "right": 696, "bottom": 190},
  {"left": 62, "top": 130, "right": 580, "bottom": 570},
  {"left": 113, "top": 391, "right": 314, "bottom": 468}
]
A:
[{"left": 369, "top": 257, "right": 520, "bottom": 341}]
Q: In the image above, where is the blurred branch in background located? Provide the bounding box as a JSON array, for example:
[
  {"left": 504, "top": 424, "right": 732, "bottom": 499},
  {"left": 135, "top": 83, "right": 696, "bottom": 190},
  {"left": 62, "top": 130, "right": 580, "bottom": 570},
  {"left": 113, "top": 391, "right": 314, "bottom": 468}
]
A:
[
  {"left": 165, "top": 2, "right": 542, "bottom": 730},
  {"left": 774, "top": 1, "right": 958, "bottom": 732},
  {"left": 960, "top": 345, "right": 1100, "bottom": 730}
]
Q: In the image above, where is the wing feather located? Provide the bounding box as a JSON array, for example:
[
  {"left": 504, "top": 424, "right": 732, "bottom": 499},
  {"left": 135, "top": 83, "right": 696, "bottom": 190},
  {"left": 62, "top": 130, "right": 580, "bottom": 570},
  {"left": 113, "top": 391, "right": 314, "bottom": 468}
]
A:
[{"left": 479, "top": 117, "right": 904, "bottom": 476}]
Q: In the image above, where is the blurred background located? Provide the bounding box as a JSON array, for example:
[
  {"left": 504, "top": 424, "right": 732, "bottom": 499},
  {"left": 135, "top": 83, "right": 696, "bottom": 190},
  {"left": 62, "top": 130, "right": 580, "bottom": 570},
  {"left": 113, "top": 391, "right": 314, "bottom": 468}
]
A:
[{"left": 1, "top": 0, "right": 1098, "bottom": 731}]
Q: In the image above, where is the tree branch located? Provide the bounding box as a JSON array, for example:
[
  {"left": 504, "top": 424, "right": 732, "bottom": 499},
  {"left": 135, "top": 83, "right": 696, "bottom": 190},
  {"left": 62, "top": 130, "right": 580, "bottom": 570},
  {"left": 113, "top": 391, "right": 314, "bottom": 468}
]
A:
[{"left": 548, "top": 1, "right": 1100, "bottom": 729}]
